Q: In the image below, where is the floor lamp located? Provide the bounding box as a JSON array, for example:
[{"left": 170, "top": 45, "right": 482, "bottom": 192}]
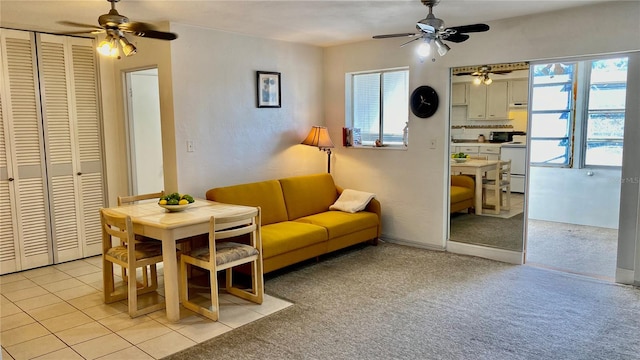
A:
[{"left": 301, "top": 126, "right": 335, "bottom": 173}]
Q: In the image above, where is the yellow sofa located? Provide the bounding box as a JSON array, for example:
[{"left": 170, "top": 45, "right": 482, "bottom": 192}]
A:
[
  {"left": 450, "top": 175, "right": 475, "bottom": 213},
  {"left": 205, "top": 174, "right": 381, "bottom": 273}
]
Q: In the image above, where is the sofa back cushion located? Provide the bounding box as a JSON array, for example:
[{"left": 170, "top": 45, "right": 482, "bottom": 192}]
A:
[
  {"left": 205, "top": 180, "right": 288, "bottom": 225},
  {"left": 279, "top": 174, "right": 338, "bottom": 220}
]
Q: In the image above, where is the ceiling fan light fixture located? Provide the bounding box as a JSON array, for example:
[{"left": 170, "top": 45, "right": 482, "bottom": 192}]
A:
[
  {"left": 473, "top": 76, "right": 482, "bottom": 85},
  {"left": 119, "top": 36, "right": 137, "bottom": 57},
  {"left": 417, "top": 38, "right": 431, "bottom": 58},
  {"left": 434, "top": 38, "right": 449, "bottom": 56},
  {"left": 97, "top": 36, "right": 118, "bottom": 57},
  {"left": 483, "top": 74, "right": 493, "bottom": 85}
]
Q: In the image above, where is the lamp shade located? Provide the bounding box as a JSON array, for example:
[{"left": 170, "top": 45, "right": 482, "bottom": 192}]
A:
[{"left": 301, "top": 126, "right": 334, "bottom": 149}]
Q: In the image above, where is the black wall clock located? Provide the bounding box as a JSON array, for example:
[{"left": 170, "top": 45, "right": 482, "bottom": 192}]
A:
[{"left": 410, "top": 85, "right": 439, "bottom": 118}]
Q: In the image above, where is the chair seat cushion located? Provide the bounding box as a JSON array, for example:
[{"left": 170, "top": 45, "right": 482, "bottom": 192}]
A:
[
  {"left": 295, "top": 211, "right": 379, "bottom": 239},
  {"left": 190, "top": 242, "right": 259, "bottom": 266},
  {"left": 261, "top": 221, "right": 328, "bottom": 258},
  {"left": 106, "top": 243, "right": 163, "bottom": 262}
]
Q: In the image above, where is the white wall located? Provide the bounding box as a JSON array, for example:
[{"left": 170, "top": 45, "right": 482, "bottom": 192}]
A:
[
  {"left": 324, "top": 1, "right": 640, "bottom": 254},
  {"left": 169, "top": 23, "right": 325, "bottom": 197},
  {"left": 528, "top": 167, "right": 621, "bottom": 229}
]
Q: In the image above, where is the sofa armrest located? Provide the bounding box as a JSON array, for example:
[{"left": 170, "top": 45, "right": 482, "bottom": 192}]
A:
[
  {"left": 451, "top": 175, "right": 474, "bottom": 190},
  {"left": 335, "top": 185, "right": 381, "bottom": 238}
]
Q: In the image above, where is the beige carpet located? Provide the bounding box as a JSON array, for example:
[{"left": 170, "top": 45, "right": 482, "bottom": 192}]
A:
[
  {"left": 164, "top": 242, "right": 640, "bottom": 360},
  {"left": 450, "top": 212, "right": 524, "bottom": 251},
  {"left": 527, "top": 219, "right": 618, "bottom": 280}
]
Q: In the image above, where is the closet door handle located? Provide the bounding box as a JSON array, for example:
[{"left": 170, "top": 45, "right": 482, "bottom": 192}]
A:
[
  {"left": 8, "top": 177, "right": 14, "bottom": 181},
  {"left": 77, "top": 172, "right": 82, "bottom": 176}
]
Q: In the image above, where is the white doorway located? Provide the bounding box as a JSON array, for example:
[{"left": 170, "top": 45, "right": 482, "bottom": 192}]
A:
[
  {"left": 524, "top": 55, "right": 629, "bottom": 281},
  {"left": 124, "top": 68, "right": 164, "bottom": 195}
]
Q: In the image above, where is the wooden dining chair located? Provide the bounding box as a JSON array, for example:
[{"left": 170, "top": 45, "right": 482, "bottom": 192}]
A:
[
  {"left": 116, "top": 191, "right": 165, "bottom": 283},
  {"left": 179, "top": 208, "right": 263, "bottom": 321},
  {"left": 482, "top": 160, "right": 512, "bottom": 214},
  {"left": 117, "top": 190, "right": 165, "bottom": 206},
  {"left": 101, "top": 208, "right": 166, "bottom": 317}
]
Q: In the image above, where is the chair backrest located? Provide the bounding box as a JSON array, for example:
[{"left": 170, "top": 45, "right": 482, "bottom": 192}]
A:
[
  {"left": 207, "top": 208, "right": 261, "bottom": 265},
  {"left": 499, "top": 160, "right": 512, "bottom": 184},
  {"left": 468, "top": 155, "right": 488, "bottom": 160},
  {"left": 117, "top": 191, "right": 165, "bottom": 206},
  {"left": 101, "top": 208, "right": 133, "bottom": 250}
]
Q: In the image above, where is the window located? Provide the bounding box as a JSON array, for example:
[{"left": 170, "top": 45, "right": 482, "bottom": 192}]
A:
[
  {"left": 584, "top": 58, "right": 627, "bottom": 166},
  {"left": 529, "top": 63, "right": 575, "bottom": 165},
  {"left": 348, "top": 68, "right": 409, "bottom": 146},
  {"left": 529, "top": 56, "right": 628, "bottom": 167}
]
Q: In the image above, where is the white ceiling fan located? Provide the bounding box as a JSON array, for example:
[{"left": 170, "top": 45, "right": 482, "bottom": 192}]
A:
[{"left": 373, "top": 0, "right": 489, "bottom": 60}]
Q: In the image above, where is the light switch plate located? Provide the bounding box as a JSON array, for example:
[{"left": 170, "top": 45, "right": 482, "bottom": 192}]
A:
[
  {"left": 187, "top": 140, "right": 195, "bottom": 152},
  {"left": 429, "top": 138, "right": 437, "bottom": 149}
]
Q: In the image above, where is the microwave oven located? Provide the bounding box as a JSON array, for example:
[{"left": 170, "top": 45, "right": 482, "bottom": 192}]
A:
[{"left": 489, "top": 131, "right": 526, "bottom": 143}]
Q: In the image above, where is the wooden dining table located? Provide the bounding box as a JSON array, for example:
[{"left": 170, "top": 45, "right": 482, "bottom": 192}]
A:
[
  {"left": 451, "top": 159, "right": 500, "bottom": 215},
  {"left": 106, "top": 198, "right": 258, "bottom": 322}
]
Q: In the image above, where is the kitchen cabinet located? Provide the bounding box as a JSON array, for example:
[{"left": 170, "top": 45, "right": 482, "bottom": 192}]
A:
[
  {"left": 451, "top": 144, "right": 501, "bottom": 160},
  {"left": 451, "top": 83, "right": 468, "bottom": 105},
  {"left": 467, "top": 81, "right": 509, "bottom": 120},
  {"left": 480, "top": 146, "right": 501, "bottom": 160},
  {"left": 0, "top": 29, "right": 104, "bottom": 274},
  {"left": 509, "top": 79, "right": 528, "bottom": 106}
]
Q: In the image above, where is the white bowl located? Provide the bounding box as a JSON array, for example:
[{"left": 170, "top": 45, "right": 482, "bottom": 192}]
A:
[
  {"left": 159, "top": 203, "right": 192, "bottom": 212},
  {"left": 453, "top": 158, "right": 468, "bottom": 163}
]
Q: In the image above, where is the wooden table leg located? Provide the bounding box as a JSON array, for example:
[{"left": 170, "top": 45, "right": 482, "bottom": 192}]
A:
[
  {"left": 162, "top": 235, "right": 180, "bottom": 322},
  {"left": 475, "top": 167, "right": 483, "bottom": 215}
]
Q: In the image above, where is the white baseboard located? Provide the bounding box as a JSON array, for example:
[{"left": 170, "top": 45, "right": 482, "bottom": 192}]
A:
[
  {"left": 382, "top": 237, "right": 445, "bottom": 252},
  {"left": 447, "top": 241, "right": 524, "bottom": 264},
  {"left": 615, "top": 267, "right": 635, "bottom": 284}
]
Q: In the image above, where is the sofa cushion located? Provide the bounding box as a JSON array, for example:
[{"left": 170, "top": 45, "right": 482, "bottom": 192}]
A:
[
  {"left": 450, "top": 186, "right": 473, "bottom": 203},
  {"left": 279, "top": 174, "right": 338, "bottom": 221},
  {"left": 261, "top": 221, "right": 328, "bottom": 258},
  {"left": 206, "top": 180, "right": 288, "bottom": 225},
  {"left": 295, "top": 211, "right": 379, "bottom": 239}
]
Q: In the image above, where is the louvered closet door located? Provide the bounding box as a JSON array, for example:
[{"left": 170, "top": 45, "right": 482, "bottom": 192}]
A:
[
  {"left": 39, "top": 34, "right": 104, "bottom": 262},
  {"left": 0, "top": 29, "right": 53, "bottom": 273}
]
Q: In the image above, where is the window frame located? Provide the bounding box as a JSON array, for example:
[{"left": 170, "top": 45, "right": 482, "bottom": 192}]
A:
[
  {"left": 529, "top": 55, "right": 628, "bottom": 169},
  {"left": 346, "top": 67, "right": 409, "bottom": 148},
  {"left": 580, "top": 58, "right": 627, "bottom": 168}
]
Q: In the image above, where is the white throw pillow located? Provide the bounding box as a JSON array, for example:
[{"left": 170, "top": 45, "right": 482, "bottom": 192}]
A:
[{"left": 329, "top": 189, "right": 376, "bottom": 213}]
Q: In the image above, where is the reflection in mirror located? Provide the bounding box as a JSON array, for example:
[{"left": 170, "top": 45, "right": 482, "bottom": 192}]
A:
[{"left": 448, "top": 62, "right": 528, "bottom": 251}]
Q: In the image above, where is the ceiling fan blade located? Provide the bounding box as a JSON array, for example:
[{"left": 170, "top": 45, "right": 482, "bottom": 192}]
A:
[
  {"left": 131, "top": 29, "right": 178, "bottom": 40},
  {"left": 448, "top": 23, "right": 490, "bottom": 34},
  {"left": 400, "top": 37, "right": 422, "bottom": 47},
  {"left": 373, "top": 33, "right": 419, "bottom": 39},
  {"left": 121, "top": 22, "right": 178, "bottom": 40},
  {"left": 59, "top": 30, "right": 105, "bottom": 35},
  {"left": 58, "top": 20, "right": 101, "bottom": 29},
  {"left": 443, "top": 33, "right": 469, "bottom": 43}
]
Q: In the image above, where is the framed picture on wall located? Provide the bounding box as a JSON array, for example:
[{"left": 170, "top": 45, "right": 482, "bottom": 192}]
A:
[{"left": 256, "top": 71, "right": 281, "bottom": 108}]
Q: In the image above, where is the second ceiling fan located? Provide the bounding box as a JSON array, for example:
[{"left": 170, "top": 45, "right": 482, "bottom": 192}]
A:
[{"left": 373, "top": 0, "right": 489, "bottom": 60}]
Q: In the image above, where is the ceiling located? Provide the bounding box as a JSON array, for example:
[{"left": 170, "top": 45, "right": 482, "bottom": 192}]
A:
[{"left": 0, "top": 0, "right": 614, "bottom": 47}]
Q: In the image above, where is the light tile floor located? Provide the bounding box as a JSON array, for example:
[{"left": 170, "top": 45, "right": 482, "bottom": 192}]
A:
[
  {"left": 1, "top": 257, "right": 292, "bottom": 360},
  {"left": 478, "top": 192, "right": 525, "bottom": 219}
]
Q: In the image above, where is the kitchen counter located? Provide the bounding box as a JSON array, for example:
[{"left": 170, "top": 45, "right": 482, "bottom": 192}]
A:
[
  {"left": 450, "top": 142, "right": 503, "bottom": 147},
  {"left": 501, "top": 141, "right": 526, "bottom": 148}
]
